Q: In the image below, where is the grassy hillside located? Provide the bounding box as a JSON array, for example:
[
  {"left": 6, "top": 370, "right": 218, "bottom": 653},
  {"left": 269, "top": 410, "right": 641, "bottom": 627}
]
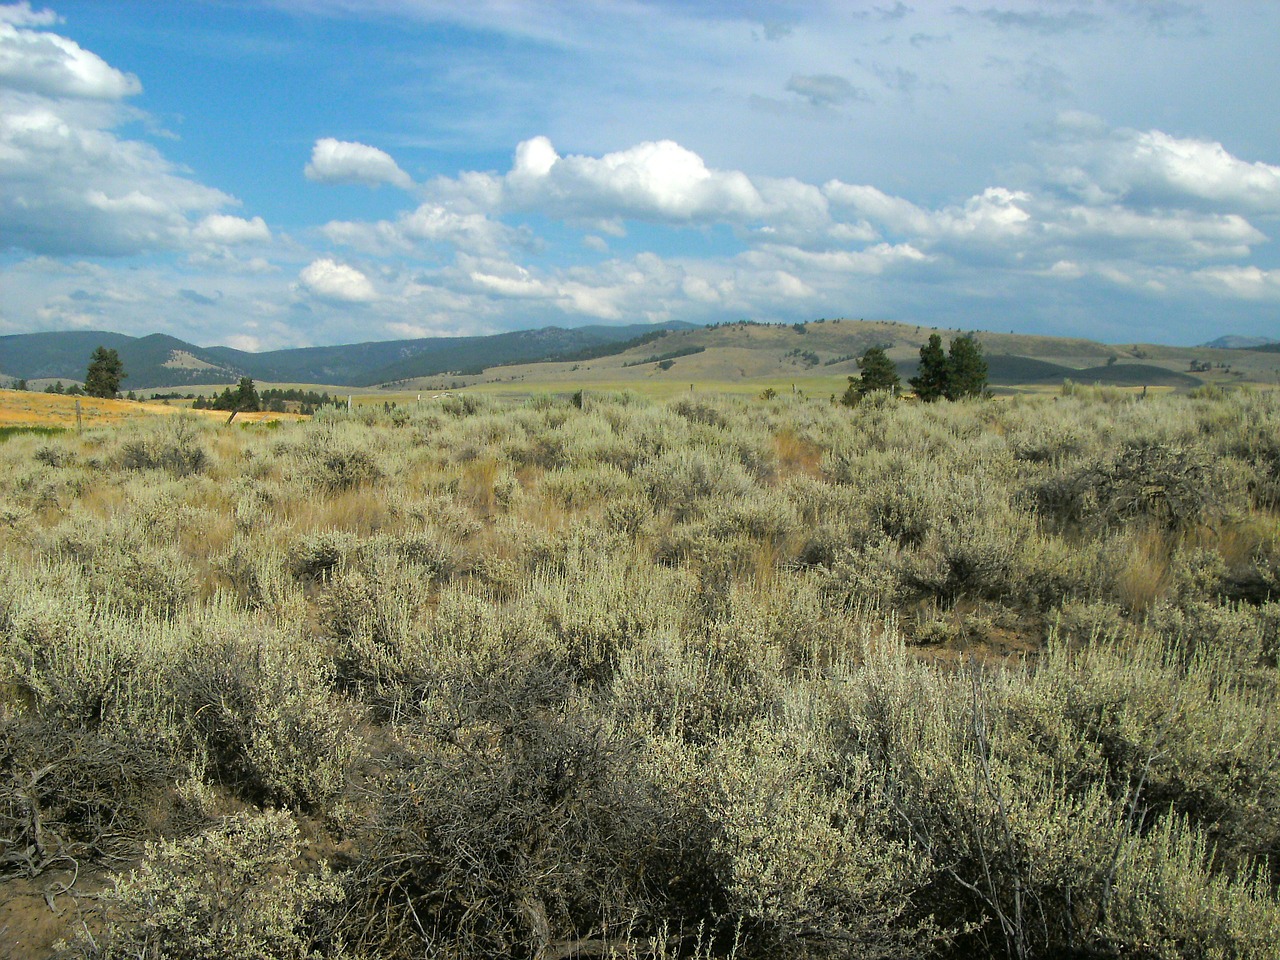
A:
[
  {"left": 396, "top": 319, "right": 1280, "bottom": 395},
  {"left": 0, "top": 331, "right": 243, "bottom": 389},
  {"left": 6, "top": 318, "right": 1278, "bottom": 395},
  {"left": 1, "top": 323, "right": 694, "bottom": 390}
]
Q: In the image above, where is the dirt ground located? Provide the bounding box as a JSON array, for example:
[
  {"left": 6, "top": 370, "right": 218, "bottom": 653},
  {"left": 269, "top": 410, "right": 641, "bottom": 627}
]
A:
[{"left": 0, "top": 865, "right": 113, "bottom": 959}]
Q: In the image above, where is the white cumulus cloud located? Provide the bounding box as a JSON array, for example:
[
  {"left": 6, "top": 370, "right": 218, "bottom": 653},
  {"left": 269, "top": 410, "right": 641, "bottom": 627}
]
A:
[
  {"left": 0, "top": 20, "right": 140, "bottom": 100},
  {"left": 323, "top": 201, "right": 518, "bottom": 256},
  {"left": 305, "top": 137, "right": 413, "bottom": 189},
  {"left": 192, "top": 214, "right": 270, "bottom": 245},
  {"left": 421, "top": 136, "right": 839, "bottom": 246},
  {"left": 0, "top": 99, "right": 234, "bottom": 255},
  {"left": 1045, "top": 116, "right": 1280, "bottom": 213},
  {"left": 0, "top": 17, "right": 263, "bottom": 258},
  {"left": 299, "top": 258, "right": 378, "bottom": 303},
  {"left": 503, "top": 136, "right": 831, "bottom": 233},
  {"left": 824, "top": 182, "right": 1032, "bottom": 243},
  {"left": 0, "top": 4, "right": 59, "bottom": 27},
  {"left": 1191, "top": 265, "right": 1280, "bottom": 300}
]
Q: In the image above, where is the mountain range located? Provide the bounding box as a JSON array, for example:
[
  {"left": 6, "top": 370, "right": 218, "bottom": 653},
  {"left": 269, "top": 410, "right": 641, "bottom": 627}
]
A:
[
  {"left": 3, "top": 320, "right": 1278, "bottom": 393},
  {"left": 0, "top": 323, "right": 695, "bottom": 389},
  {"left": 1202, "top": 335, "right": 1279, "bottom": 349}
]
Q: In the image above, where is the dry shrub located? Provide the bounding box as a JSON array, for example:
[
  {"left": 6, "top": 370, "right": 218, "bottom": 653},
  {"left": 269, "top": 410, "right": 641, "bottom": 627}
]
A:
[
  {"left": 671, "top": 397, "right": 730, "bottom": 429},
  {"left": 891, "top": 493, "right": 1037, "bottom": 606},
  {"left": 4, "top": 385, "right": 1280, "bottom": 959},
  {"left": 638, "top": 448, "right": 756, "bottom": 523},
  {"left": 288, "top": 529, "right": 358, "bottom": 582},
  {"left": 69, "top": 810, "right": 344, "bottom": 960},
  {"left": 524, "top": 556, "right": 689, "bottom": 689},
  {"left": 116, "top": 415, "right": 211, "bottom": 477},
  {"left": 344, "top": 671, "right": 653, "bottom": 960},
  {"left": 173, "top": 611, "right": 356, "bottom": 810},
  {"left": 642, "top": 720, "right": 944, "bottom": 959},
  {"left": 1019, "top": 634, "right": 1280, "bottom": 866},
  {"left": 0, "top": 567, "right": 162, "bottom": 726},
  {"left": 1032, "top": 441, "right": 1229, "bottom": 534},
  {"left": 0, "top": 713, "right": 180, "bottom": 871},
  {"left": 296, "top": 428, "right": 383, "bottom": 492},
  {"left": 212, "top": 536, "right": 297, "bottom": 613},
  {"left": 1103, "top": 814, "right": 1280, "bottom": 960}
]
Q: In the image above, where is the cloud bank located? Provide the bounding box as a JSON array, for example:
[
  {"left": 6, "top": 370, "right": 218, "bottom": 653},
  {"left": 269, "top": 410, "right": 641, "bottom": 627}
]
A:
[
  {"left": 0, "top": 10, "right": 255, "bottom": 258},
  {"left": 3, "top": 3, "right": 1279, "bottom": 350}
]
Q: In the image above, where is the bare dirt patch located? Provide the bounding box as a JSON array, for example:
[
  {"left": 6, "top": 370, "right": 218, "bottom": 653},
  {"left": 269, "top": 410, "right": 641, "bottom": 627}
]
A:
[{"left": 0, "top": 866, "right": 114, "bottom": 960}]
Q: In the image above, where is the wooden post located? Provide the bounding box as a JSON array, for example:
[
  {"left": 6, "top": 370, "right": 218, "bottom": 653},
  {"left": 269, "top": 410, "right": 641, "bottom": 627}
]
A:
[
  {"left": 348, "top": 395, "right": 353, "bottom": 413},
  {"left": 75, "top": 399, "right": 82, "bottom": 434}
]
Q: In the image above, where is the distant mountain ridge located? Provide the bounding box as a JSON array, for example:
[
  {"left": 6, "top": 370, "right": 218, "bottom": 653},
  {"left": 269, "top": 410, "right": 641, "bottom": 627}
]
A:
[
  {"left": 4, "top": 319, "right": 1275, "bottom": 393},
  {"left": 1202, "top": 335, "right": 1279, "bottom": 349},
  {"left": 0, "top": 322, "right": 697, "bottom": 389}
]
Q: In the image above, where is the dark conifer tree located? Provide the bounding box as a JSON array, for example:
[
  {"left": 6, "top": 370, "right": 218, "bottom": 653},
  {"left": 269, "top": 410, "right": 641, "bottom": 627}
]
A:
[
  {"left": 841, "top": 346, "right": 901, "bottom": 406},
  {"left": 84, "top": 346, "right": 126, "bottom": 398},
  {"left": 909, "top": 334, "right": 948, "bottom": 402},
  {"left": 946, "top": 334, "right": 989, "bottom": 400}
]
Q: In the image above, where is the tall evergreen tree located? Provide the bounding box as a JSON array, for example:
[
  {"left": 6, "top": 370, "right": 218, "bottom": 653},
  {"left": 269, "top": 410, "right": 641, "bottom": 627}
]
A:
[
  {"left": 909, "top": 334, "right": 948, "bottom": 402},
  {"left": 231, "top": 377, "right": 261, "bottom": 412},
  {"left": 212, "top": 378, "right": 261, "bottom": 412},
  {"left": 84, "top": 346, "right": 125, "bottom": 398},
  {"left": 946, "top": 335, "right": 988, "bottom": 400},
  {"left": 841, "top": 345, "right": 901, "bottom": 406}
]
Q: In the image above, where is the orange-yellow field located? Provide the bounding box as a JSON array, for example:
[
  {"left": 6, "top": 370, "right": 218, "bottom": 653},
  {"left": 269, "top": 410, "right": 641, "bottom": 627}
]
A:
[{"left": 0, "top": 389, "right": 306, "bottom": 428}]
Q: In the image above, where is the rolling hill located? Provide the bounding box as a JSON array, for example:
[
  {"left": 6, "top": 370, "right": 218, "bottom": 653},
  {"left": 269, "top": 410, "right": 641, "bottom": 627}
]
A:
[
  {"left": 0, "top": 322, "right": 695, "bottom": 389},
  {"left": 3, "top": 318, "right": 1277, "bottom": 394},
  {"left": 1204, "top": 335, "right": 1279, "bottom": 349},
  {"left": 393, "top": 319, "right": 1279, "bottom": 394}
]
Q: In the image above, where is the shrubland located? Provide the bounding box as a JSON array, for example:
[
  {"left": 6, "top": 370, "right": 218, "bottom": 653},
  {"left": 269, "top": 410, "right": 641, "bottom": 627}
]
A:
[{"left": 1, "top": 387, "right": 1278, "bottom": 959}]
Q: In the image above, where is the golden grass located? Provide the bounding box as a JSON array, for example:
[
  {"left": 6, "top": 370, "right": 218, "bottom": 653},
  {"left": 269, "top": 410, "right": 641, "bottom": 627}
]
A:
[
  {"left": 285, "top": 485, "right": 393, "bottom": 536},
  {"left": 773, "top": 428, "right": 824, "bottom": 478},
  {"left": 0, "top": 389, "right": 306, "bottom": 429},
  {"left": 1115, "top": 525, "right": 1173, "bottom": 613}
]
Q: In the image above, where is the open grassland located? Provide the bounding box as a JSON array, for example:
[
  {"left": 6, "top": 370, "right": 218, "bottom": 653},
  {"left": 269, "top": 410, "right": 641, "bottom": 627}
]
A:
[
  {"left": 2, "top": 389, "right": 1280, "bottom": 959},
  {"left": 0, "top": 389, "right": 306, "bottom": 430}
]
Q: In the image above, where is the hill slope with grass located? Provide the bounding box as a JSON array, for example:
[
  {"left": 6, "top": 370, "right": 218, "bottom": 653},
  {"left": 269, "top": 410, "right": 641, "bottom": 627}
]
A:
[
  {"left": 0, "top": 323, "right": 696, "bottom": 390},
  {"left": 5, "top": 318, "right": 1278, "bottom": 393},
  {"left": 410, "top": 319, "right": 1280, "bottom": 394}
]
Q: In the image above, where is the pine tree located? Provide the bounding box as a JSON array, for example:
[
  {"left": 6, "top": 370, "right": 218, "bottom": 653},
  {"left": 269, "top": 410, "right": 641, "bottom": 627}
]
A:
[
  {"left": 84, "top": 346, "right": 126, "bottom": 398},
  {"left": 231, "top": 377, "right": 261, "bottom": 412},
  {"left": 909, "top": 334, "right": 948, "bottom": 402},
  {"left": 842, "top": 346, "right": 901, "bottom": 406},
  {"left": 945, "top": 334, "right": 988, "bottom": 400}
]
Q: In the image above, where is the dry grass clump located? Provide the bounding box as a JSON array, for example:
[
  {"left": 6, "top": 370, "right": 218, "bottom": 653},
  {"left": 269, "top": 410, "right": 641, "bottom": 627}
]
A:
[{"left": 2, "top": 388, "right": 1279, "bottom": 959}]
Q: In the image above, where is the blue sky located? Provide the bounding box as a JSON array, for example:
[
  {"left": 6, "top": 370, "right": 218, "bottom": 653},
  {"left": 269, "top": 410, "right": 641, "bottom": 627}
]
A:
[{"left": 1, "top": 0, "right": 1278, "bottom": 350}]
